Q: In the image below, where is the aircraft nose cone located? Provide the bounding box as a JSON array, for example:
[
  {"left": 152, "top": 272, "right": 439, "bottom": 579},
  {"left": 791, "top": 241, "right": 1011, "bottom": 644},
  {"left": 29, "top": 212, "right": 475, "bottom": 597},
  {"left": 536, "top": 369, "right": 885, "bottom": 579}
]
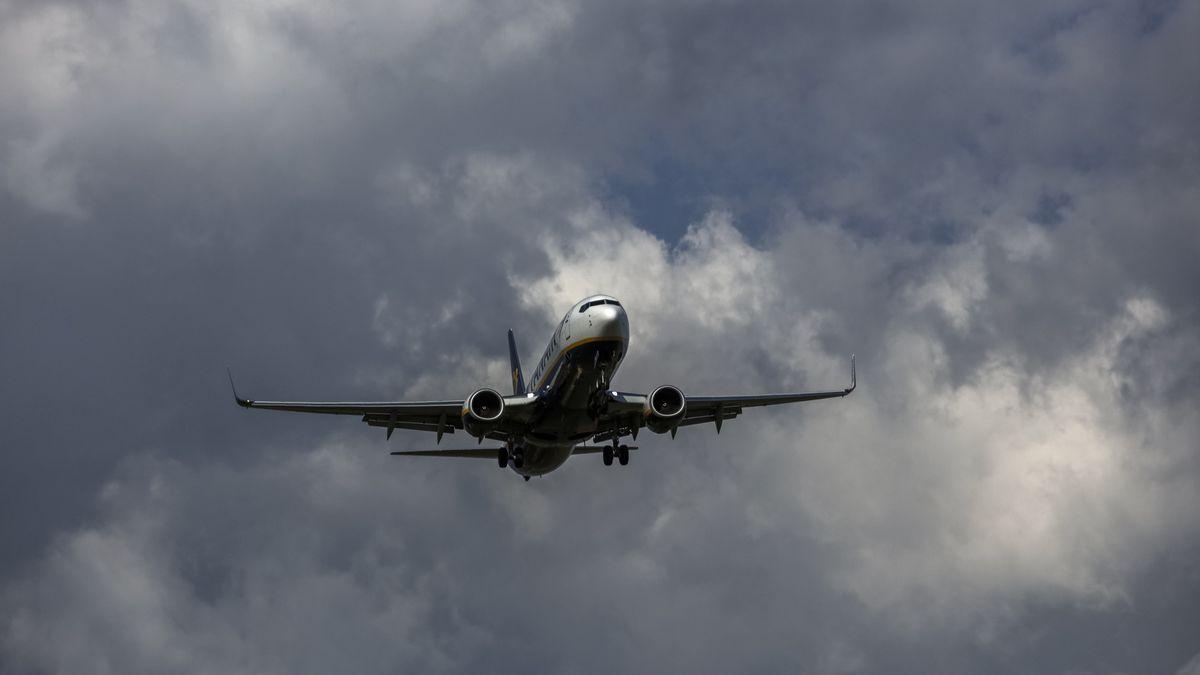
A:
[{"left": 591, "top": 304, "right": 628, "bottom": 339}]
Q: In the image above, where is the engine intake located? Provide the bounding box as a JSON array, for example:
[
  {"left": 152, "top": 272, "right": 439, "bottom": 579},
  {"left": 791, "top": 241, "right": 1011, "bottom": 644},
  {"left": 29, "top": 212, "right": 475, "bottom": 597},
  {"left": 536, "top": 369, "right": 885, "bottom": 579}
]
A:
[
  {"left": 463, "top": 388, "right": 505, "bottom": 438},
  {"left": 644, "top": 385, "right": 686, "bottom": 434}
]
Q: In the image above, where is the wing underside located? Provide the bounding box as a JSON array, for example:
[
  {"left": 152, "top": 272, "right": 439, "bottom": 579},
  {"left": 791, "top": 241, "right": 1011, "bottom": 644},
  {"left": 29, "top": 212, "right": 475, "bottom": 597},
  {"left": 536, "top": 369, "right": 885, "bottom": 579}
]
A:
[
  {"left": 592, "top": 355, "right": 855, "bottom": 441},
  {"left": 228, "top": 372, "right": 533, "bottom": 442}
]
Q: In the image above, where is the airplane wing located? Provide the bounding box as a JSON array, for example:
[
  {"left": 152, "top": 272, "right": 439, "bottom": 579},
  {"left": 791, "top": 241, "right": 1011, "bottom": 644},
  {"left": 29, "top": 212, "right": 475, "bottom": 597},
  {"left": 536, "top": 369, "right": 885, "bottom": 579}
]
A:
[
  {"left": 592, "top": 355, "right": 855, "bottom": 440},
  {"left": 228, "top": 371, "right": 533, "bottom": 442}
]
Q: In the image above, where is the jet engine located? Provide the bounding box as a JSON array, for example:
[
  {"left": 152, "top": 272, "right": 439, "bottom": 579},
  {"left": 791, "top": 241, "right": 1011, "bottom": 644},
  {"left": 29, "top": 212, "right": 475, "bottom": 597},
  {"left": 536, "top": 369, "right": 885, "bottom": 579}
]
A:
[
  {"left": 463, "top": 388, "right": 505, "bottom": 438},
  {"left": 644, "top": 385, "right": 686, "bottom": 434}
]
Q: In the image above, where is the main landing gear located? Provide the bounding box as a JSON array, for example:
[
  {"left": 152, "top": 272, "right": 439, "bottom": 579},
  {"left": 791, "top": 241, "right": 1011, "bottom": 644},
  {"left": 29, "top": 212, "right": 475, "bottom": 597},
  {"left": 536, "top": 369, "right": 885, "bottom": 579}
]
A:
[
  {"left": 602, "top": 438, "right": 630, "bottom": 466},
  {"left": 499, "top": 443, "right": 524, "bottom": 470},
  {"left": 501, "top": 446, "right": 532, "bottom": 481}
]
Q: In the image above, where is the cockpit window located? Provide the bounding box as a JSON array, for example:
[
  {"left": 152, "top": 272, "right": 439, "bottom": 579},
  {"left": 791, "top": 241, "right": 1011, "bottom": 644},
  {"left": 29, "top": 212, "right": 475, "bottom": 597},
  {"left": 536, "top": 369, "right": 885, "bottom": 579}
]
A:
[{"left": 579, "top": 299, "right": 622, "bottom": 312}]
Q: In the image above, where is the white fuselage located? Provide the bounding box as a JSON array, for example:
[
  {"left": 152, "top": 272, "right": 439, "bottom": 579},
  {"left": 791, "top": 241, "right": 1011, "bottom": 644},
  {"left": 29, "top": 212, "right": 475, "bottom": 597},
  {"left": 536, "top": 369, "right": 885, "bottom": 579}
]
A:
[{"left": 511, "top": 295, "right": 630, "bottom": 476}]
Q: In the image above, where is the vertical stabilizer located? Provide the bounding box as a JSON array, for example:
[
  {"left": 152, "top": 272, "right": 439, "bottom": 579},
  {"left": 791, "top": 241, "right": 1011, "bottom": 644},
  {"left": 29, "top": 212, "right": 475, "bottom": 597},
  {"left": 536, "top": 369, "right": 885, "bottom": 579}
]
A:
[{"left": 507, "top": 329, "right": 526, "bottom": 395}]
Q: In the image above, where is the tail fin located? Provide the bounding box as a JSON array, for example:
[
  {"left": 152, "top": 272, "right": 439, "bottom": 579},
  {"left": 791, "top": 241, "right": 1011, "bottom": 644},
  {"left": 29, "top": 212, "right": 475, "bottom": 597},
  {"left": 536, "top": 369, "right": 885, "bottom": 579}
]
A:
[{"left": 507, "top": 329, "right": 526, "bottom": 395}]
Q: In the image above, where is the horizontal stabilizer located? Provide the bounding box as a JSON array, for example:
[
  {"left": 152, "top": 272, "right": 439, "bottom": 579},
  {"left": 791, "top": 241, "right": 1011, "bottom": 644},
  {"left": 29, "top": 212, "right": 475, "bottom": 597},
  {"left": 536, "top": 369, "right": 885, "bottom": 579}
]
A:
[
  {"left": 571, "top": 445, "right": 638, "bottom": 455},
  {"left": 390, "top": 448, "right": 501, "bottom": 459}
]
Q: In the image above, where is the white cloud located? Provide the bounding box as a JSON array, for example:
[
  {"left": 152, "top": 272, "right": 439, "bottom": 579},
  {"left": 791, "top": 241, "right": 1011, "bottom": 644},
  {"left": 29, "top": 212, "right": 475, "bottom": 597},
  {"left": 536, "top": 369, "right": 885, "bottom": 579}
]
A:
[
  {"left": 1, "top": 0, "right": 1197, "bottom": 672},
  {"left": 903, "top": 242, "right": 988, "bottom": 332}
]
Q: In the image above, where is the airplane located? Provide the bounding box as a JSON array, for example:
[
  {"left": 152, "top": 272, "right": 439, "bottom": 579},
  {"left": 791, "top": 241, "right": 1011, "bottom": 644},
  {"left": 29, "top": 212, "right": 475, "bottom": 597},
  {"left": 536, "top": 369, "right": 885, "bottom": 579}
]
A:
[{"left": 230, "top": 294, "right": 855, "bottom": 481}]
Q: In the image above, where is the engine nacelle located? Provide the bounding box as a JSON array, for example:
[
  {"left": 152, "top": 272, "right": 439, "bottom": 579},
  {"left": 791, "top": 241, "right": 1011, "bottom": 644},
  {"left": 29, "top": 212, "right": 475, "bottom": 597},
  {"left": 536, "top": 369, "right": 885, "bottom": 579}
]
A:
[
  {"left": 643, "top": 385, "right": 686, "bottom": 434},
  {"left": 463, "top": 388, "right": 505, "bottom": 438}
]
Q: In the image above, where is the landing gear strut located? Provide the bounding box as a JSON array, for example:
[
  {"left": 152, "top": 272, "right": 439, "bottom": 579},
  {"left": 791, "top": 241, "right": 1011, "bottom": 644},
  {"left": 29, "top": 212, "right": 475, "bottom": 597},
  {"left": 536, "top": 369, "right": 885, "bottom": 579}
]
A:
[
  {"left": 603, "top": 438, "right": 630, "bottom": 467},
  {"left": 500, "top": 441, "right": 525, "bottom": 470}
]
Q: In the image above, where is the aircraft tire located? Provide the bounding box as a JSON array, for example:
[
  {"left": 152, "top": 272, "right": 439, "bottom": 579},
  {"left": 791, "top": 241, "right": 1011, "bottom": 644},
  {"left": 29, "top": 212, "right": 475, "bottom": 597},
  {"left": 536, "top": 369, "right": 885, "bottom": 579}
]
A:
[
  {"left": 498, "top": 449, "right": 508, "bottom": 468},
  {"left": 617, "top": 445, "right": 629, "bottom": 466},
  {"left": 603, "top": 447, "right": 613, "bottom": 466}
]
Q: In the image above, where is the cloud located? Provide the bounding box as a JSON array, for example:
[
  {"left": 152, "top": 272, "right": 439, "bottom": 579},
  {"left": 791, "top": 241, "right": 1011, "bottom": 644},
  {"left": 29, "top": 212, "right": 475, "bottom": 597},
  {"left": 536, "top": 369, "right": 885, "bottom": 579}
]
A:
[{"left": 1, "top": 0, "right": 1198, "bottom": 672}]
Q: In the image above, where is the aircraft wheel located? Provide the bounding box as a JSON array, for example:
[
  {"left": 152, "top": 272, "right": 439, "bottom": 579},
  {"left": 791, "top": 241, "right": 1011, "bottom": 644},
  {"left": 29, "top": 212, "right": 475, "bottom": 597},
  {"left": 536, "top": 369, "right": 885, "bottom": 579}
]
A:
[
  {"left": 498, "top": 449, "right": 508, "bottom": 468},
  {"left": 602, "top": 447, "right": 613, "bottom": 466},
  {"left": 513, "top": 452, "right": 525, "bottom": 469},
  {"left": 617, "top": 445, "right": 629, "bottom": 466}
]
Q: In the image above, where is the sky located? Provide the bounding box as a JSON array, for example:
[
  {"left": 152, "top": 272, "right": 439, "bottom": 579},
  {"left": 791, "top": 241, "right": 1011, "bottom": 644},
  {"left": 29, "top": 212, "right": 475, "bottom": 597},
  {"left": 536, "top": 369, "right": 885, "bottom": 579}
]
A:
[{"left": 1, "top": 0, "right": 1198, "bottom": 673}]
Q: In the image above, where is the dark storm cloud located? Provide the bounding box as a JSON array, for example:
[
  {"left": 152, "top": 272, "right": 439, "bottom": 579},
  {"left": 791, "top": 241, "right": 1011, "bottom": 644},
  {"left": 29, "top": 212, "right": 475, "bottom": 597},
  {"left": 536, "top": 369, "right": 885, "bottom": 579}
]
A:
[{"left": 2, "top": 0, "right": 1198, "bottom": 673}]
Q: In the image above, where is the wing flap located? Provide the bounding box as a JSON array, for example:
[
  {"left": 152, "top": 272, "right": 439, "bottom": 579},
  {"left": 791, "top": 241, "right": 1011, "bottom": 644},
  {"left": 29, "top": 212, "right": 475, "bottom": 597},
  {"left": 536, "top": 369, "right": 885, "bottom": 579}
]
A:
[
  {"left": 362, "top": 412, "right": 463, "bottom": 429},
  {"left": 364, "top": 420, "right": 457, "bottom": 435},
  {"left": 677, "top": 409, "right": 742, "bottom": 427}
]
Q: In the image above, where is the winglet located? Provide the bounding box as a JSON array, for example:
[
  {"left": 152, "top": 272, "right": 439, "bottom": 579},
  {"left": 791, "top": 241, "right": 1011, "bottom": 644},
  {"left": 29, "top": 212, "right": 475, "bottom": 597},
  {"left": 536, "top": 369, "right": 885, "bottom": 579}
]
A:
[
  {"left": 845, "top": 354, "right": 856, "bottom": 395},
  {"left": 227, "top": 368, "right": 253, "bottom": 408}
]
